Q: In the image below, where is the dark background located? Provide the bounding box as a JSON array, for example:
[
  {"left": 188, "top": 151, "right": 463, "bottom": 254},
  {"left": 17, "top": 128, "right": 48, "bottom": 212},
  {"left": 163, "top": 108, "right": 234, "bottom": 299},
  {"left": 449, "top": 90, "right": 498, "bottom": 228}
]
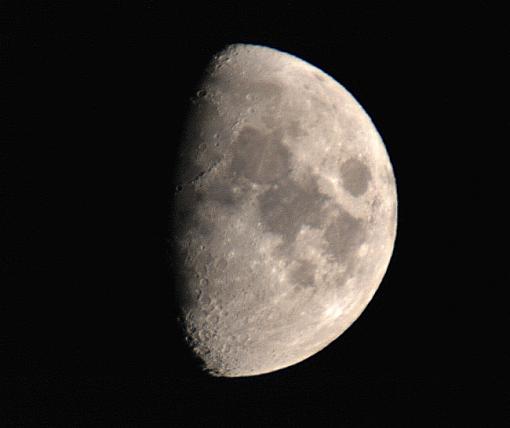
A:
[{"left": 1, "top": 1, "right": 506, "bottom": 426}]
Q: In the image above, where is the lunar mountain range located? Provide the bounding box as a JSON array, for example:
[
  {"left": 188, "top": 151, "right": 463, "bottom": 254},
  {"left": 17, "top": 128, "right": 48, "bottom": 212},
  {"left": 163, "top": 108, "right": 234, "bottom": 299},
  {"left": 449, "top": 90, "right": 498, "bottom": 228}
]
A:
[{"left": 170, "top": 44, "right": 397, "bottom": 377}]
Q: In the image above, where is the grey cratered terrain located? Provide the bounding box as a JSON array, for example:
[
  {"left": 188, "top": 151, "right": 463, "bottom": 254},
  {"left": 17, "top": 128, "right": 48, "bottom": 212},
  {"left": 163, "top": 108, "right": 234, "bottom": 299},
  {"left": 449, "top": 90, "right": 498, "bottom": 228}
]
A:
[{"left": 171, "top": 44, "right": 397, "bottom": 377}]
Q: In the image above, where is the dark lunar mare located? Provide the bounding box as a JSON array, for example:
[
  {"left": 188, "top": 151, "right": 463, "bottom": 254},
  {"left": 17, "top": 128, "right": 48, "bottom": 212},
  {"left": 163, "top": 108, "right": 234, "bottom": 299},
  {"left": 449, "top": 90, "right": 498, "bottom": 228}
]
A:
[
  {"left": 325, "top": 208, "right": 364, "bottom": 257},
  {"left": 290, "top": 260, "right": 317, "bottom": 289},
  {"left": 340, "top": 158, "right": 372, "bottom": 197},
  {"left": 230, "top": 126, "right": 290, "bottom": 185},
  {"left": 257, "top": 176, "right": 330, "bottom": 251}
]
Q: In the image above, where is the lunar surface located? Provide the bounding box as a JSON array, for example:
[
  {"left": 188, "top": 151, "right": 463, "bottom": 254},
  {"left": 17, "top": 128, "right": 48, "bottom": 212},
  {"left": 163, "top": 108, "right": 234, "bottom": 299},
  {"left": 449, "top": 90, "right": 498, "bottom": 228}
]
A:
[{"left": 170, "top": 44, "right": 397, "bottom": 377}]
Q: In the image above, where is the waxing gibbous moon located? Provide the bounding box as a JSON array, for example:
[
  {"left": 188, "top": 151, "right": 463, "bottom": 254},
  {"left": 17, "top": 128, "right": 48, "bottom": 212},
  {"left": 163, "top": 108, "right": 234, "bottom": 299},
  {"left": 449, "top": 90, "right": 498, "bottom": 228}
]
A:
[{"left": 171, "top": 44, "right": 397, "bottom": 377}]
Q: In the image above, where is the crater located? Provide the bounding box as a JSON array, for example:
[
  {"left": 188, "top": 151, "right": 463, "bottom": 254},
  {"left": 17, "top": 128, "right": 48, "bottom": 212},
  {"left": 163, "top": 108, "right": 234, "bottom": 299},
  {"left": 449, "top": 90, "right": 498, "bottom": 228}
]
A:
[
  {"left": 340, "top": 158, "right": 372, "bottom": 197},
  {"left": 231, "top": 126, "right": 290, "bottom": 184},
  {"left": 324, "top": 206, "right": 365, "bottom": 262},
  {"left": 258, "top": 176, "right": 329, "bottom": 248}
]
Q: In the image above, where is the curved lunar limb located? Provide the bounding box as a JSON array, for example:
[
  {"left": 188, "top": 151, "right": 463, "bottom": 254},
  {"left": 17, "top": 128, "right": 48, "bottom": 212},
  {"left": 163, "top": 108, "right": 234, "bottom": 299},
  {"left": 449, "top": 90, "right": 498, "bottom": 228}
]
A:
[{"left": 171, "top": 44, "right": 397, "bottom": 377}]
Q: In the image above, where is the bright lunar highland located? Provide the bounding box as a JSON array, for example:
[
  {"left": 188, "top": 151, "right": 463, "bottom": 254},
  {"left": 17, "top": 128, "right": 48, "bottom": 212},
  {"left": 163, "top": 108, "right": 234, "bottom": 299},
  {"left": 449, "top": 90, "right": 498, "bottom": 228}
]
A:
[{"left": 171, "top": 44, "right": 397, "bottom": 377}]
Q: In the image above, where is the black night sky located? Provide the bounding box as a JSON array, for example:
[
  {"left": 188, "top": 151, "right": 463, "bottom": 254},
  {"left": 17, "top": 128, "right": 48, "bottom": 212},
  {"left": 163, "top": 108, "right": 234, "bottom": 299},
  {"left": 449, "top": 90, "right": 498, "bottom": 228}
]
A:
[{"left": 2, "top": 2, "right": 506, "bottom": 426}]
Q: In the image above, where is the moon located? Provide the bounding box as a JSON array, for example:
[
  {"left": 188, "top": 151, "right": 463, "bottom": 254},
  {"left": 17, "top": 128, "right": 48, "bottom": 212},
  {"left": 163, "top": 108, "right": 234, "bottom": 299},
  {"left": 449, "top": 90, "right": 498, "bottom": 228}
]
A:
[{"left": 170, "top": 44, "right": 397, "bottom": 377}]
